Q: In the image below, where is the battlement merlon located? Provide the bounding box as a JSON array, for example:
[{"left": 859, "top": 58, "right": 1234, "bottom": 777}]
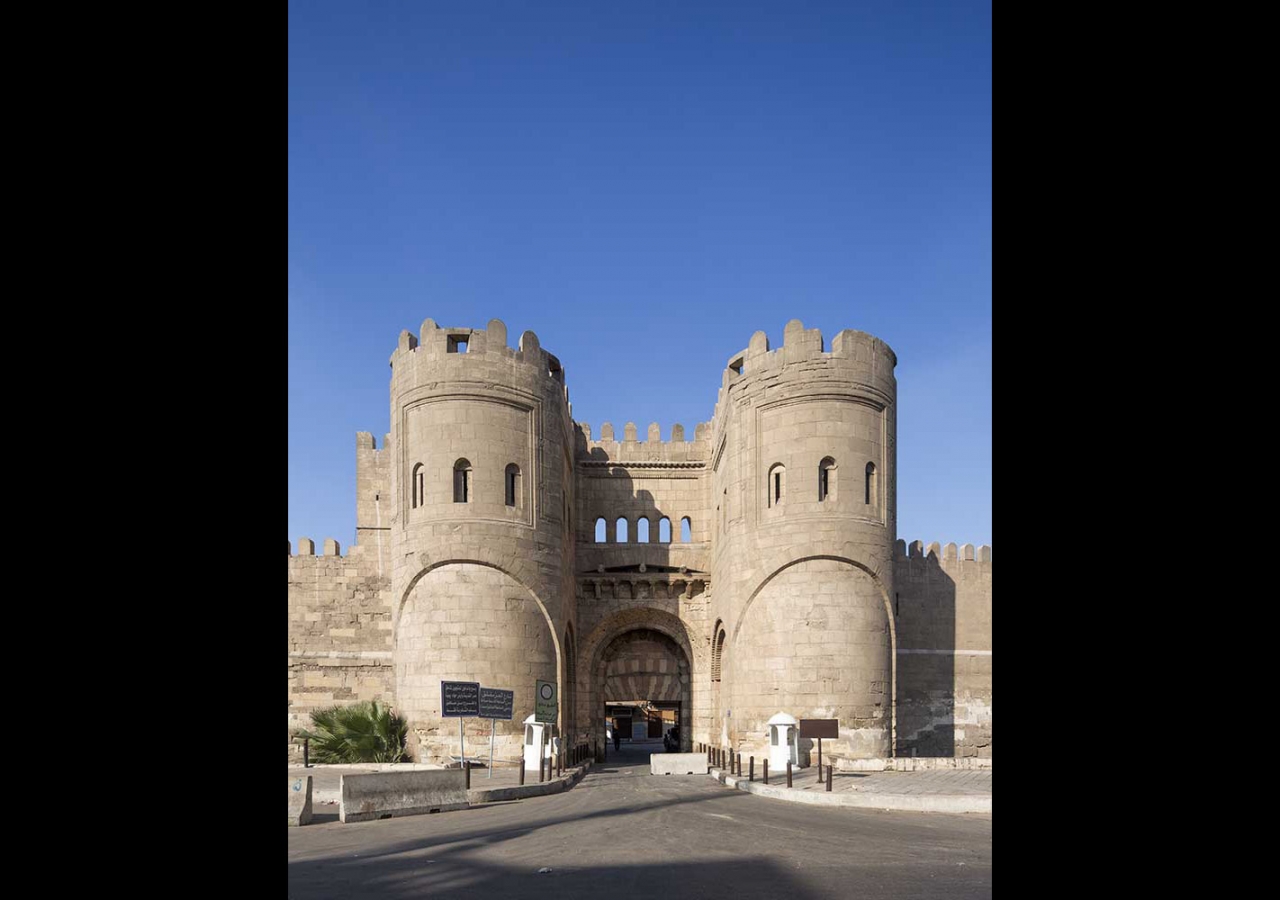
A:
[
  {"left": 574, "top": 420, "right": 714, "bottom": 462},
  {"left": 387, "top": 317, "right": 570, "bottom": 396}
]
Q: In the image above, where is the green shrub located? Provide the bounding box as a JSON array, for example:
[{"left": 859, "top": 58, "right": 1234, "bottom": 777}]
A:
[{"left": 297, "top": 700, "right": 408, "bottom": 763}]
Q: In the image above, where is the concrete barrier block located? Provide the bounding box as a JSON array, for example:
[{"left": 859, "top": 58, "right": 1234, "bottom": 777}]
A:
[
  {"left": 340, "top": 770, "right": 470, "bottom": 823},
  {"left": 650, "top": 752, "right": 709, "bottom": 775},
  {"left": 288, "top": 776, "right": 313, "bottom": 826}
]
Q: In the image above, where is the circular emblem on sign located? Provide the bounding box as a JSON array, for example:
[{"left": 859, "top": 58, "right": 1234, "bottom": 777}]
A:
[{"left": 540, "top": 683, "right": 554, "bottom": 700}]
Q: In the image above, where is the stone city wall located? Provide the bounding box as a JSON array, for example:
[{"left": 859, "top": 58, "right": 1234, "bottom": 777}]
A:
[
  {"left": 893, "top": 540, "right": 992, "bottom": 758},
  {"left": 287, "top": 539, "right": 395, "bottom": 762}
]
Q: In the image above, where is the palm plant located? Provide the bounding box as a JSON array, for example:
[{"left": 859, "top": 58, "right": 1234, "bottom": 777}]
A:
[{"left": 297, "top": 700, "right": 408, "bottom": 763}]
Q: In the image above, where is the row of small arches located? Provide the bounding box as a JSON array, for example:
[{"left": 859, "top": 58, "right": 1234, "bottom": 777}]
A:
[
  {"left": 410, "top": 460, "right": 523, "bottom": 508},
  {"left": 766, "top": 458, "right": 877, "bottom": 507},
  {"left": 593, "top": 516, "right": 692, "bottom": 543}
]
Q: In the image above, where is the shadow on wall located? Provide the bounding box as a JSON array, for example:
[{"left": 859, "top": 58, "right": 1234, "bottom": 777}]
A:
[{"left": 893, "top": 547, "right": 958, "bottom": 757}]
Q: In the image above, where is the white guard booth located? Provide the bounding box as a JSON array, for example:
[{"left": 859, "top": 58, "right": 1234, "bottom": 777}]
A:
[
  {"left": 766, "top": 712, "right": 801, "bottom": 770},
  {"left": 523, "top": 714, "right": 557, "bottom": 771}
]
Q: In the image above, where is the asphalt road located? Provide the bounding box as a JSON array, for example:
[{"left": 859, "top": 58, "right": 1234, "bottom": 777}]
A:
[{"left": 288, "top": 743, "right": 992, "bottom": 899}]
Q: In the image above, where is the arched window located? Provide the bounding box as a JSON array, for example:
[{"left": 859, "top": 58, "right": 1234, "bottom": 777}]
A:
[
  {"left": 680, "top": 517, "right": 692, "bottom": 542},
  {"left": 411, "top": 462, "right": 424, "bottom": 509},
  {"left": 616, "top": 517, "right": 629, "bottom": 543},
  {"left": 819, "top": 457, "right": 837, "bottom": 502},
  {"left": 712, "top": 625, "right": 726, "bottom": 683},
  {"left": 595, "top": 517, "right": 607, "bottom": 542},
  {"left": 505, "top": 464, "right": 521, "bottom": 507},
  {"left": 637, "top": 517, "right": 650, "bottom": 543},
  {"left": 768, "top": 464, "right": 786, "bottom": 508},
  {"left": 865, "top": 462, "right": 877, "bottom": 507},
  {"left": 453, "top": 459, "right": 472, "bottom": 503},
  {"left": 659, "top": 517, "right": 672, "bottom": 543}
]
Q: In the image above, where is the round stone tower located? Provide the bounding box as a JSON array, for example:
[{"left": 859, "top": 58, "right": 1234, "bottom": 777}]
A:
[
  {"left": 708, "top": 319, "right": 897, "bottom": 759},
  {"left": 386, "top": 318, "right": 576, "bottom": 764}
]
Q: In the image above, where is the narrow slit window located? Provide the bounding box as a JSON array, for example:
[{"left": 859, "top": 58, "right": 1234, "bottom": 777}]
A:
[
  {"left": 637, "top": 517, "right": 650, "bottom": 543},
  {"left": 616, "top": 517, "right": 629, "bottom": 543},
  {"left": 412, "top": 462, "right": 424, "bottom": 508},
  {"left": 453, "top": 459, "right": 472, "bottom": 503},
  {"left": 819, "top": 457, "right": 837, "bottom": 502},
  {"left": 658, "top": 517, "right": 671, "bottom": 543},
  {"left": 865, "top": 462, "right": 877, "bottom": 507},
  {"left": 595, "top": 517, "right": 607, "bottom": 542},
  {"left": 680, "top": 517, "right": 692, "bottom": 542},
  {"left": 767, "top": 464, "right": 786, "bottom": 507},
  {"left": 505, "top": 464, "right": 521, "bottom": 507}
]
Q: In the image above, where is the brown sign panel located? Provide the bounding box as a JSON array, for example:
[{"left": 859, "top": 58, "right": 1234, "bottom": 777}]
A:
[{"left": 799, "top": 718, "right": 839, "bottom": 738}]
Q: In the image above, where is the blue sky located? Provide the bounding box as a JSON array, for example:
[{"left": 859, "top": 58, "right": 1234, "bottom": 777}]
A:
[{"left": 289, "top": 1, "right": 991, "bottom": 549}]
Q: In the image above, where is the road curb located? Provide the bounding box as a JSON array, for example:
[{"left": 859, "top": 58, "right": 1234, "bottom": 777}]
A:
[
  {"left": 467, "top": 761, "right": 592, "bottom": 805},
  {"left": 709, "top": 767, "right": 991, "bottom": 813}
]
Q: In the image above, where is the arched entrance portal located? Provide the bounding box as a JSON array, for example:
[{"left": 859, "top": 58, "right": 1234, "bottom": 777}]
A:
[
  {"left": 598, "top": 628, "right": 691, "bottom": 752},
  {"left": 577, "top": 609, "right": 696, "bottom": 755}
]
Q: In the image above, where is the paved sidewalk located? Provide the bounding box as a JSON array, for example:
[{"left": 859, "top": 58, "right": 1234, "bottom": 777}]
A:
[
  {"left": 709, "top": 763, "right": 991, "bottom": 812},
  {"left": 793, "top": 768, "right": 992, "bottom": 796}
]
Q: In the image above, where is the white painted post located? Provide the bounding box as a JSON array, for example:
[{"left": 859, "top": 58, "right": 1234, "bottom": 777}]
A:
[
  {"left": 489, "top": 718, "right": 495, "bottom": 778},
  {"left": 459, "top": 717, "right": 465, "bottom": 769}
]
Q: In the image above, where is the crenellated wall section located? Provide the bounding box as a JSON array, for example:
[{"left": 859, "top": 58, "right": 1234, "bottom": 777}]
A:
[
  {"left": 287, "top": 538, "right": 395, "bottom": 762},
  {"left": 893, "top": 540, "right": 992, "bottom": 758}
]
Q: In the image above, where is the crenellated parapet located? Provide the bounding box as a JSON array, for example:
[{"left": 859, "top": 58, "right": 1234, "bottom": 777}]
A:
[
  {"left": 711, "top": 319, "right": 897, "bottom": 429},
  {"left": 574, "top": 420, "right": 713, "bottom": 464},
  {"left": 388, "top": 317, "right": 570, "bottom": 400},
  {"left": 897, "top": 539, "right": 992, "bottom": 568}
]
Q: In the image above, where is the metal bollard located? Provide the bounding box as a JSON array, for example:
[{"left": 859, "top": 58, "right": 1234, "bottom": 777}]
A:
[
  {"left": 519, "top": 758, "right": 525, "bottom": 785},
  {"left": 749, "top": 756, "right": 755, "bottom": 782},
  {"left": 763, "top": 760, "right": 769, "bottom": 784},
  {"left": 539, "top": 754, "right": 545, "bottom": 783},
  {"left": 826, "top": 764, "right": 833, "bottom": 792},
  {"left": 787, "top": 761, "right": 792, "bottom": 788},
  {"left": 303, "top": 738, "right": 309, "bottom": 768},
  {"left": 464, "top": 760, "right": 470, "bottom": 789},
  {"left": 737, "top": 753, "right": 742, "bottom": 776}
]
